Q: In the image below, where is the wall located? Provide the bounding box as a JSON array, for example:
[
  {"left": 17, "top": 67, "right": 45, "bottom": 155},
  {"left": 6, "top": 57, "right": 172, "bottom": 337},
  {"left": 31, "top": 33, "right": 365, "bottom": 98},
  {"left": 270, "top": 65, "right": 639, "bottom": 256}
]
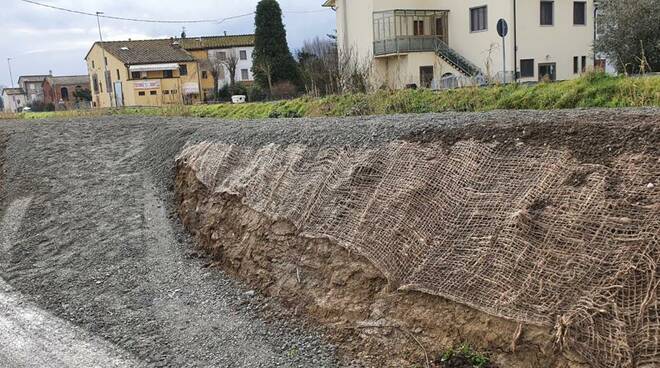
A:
[
  {"left": 86, "top": 44, "right": 128, "bottom": 108},
  {"left": 516, "top": 0, "right": 595, "bottom": 82},
  {"left": 334, "top": 0, "right": 594, "bottom": 88},
  {"left": 1, "top": 93, "right": 25, "bottom": 112}
]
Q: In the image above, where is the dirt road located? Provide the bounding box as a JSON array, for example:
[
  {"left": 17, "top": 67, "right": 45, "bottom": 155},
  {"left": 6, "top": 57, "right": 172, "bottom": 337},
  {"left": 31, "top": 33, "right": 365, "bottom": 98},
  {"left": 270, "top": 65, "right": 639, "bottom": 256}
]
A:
[{"left": 0, "top": 118, "right": 340, "bottom": 367}]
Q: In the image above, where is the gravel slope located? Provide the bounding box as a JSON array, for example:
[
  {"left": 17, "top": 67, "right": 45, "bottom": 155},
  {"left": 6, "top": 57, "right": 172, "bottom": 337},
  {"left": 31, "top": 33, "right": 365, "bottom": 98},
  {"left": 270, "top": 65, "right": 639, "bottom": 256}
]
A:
[{"left": 0, "top": 117, "right": 341, "bottom": 368}]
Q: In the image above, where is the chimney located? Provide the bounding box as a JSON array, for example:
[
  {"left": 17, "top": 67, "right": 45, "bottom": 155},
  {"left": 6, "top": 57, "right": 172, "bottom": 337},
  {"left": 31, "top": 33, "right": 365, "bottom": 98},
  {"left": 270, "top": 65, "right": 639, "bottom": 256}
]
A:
[{"left": 49, "top": 70, "right": 52, "bottom": 76}]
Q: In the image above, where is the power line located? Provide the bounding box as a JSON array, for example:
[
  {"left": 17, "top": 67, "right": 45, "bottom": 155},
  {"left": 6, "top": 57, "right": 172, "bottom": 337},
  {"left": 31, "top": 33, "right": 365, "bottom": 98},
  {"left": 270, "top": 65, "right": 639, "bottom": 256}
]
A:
[
  {"left": 19, "top": 0, "right": 328, "bottom": 24},
  {"left": 19, "top": 0, "right": 253, "bottom": 24}
]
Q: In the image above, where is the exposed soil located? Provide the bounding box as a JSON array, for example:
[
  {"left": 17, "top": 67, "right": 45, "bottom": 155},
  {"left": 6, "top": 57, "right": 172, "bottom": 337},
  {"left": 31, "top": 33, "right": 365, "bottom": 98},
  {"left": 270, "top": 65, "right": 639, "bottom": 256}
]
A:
[{"left": 175, "top": 168, "right": 589, "bottom": 368}]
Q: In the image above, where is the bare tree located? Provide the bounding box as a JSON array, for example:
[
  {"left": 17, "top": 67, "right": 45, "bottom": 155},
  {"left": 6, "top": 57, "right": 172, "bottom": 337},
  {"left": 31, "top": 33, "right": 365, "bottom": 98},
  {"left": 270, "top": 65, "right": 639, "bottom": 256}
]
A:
[
  {"left": 255, "top": 60, "right": 274, "bottom": 95},
  {"left": 220, "top": 49, "right": 240, "bottom": 87}
]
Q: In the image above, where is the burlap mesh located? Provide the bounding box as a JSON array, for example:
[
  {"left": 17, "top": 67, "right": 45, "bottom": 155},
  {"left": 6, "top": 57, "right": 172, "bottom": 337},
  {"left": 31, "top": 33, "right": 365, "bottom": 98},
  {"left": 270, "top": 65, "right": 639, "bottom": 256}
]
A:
[{"left": 177, "top": 139, "right": 659, "bottom": 368}]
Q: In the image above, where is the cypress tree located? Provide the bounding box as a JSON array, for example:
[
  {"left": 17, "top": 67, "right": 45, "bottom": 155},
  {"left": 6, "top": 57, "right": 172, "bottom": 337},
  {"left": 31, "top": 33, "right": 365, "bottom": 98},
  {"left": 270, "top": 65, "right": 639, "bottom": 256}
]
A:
[{"left": 252, "top": 0, "right": 301, "bottom": 92}]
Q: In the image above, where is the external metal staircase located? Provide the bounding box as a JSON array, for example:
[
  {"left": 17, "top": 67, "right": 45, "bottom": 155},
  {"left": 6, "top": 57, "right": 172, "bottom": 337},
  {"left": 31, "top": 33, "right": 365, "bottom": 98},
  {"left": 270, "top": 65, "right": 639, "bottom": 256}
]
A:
[{"left": 433, "top": 38, "right": 482, "bottom": 77}]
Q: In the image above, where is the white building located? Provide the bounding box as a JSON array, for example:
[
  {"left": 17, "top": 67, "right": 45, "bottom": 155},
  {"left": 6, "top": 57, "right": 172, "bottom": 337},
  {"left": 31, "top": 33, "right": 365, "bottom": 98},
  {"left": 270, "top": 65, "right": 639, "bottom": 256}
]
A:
[
  {"left": 323, "top": 0, "right": 597, "bottom": 89},
  {"left": 2, "top": 88, "right": 27, "bottom": 112},
  {"left": 208, "top": 46, "right": 255, "bottom": 88}
]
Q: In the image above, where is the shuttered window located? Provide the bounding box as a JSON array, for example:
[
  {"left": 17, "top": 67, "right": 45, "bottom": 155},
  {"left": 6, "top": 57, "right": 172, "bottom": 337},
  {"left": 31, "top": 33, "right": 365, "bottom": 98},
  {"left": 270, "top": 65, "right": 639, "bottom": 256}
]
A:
[
  {"left": 540, "top": 1, "right": 554, "bottom": 25},
  {"left": 470, "top": 6, "right": 487, "bottom": 32},
  {"left": 574, "top": 2, "right": 586, "bottom": 25},
  {"left": 520, "top": 59, "right": 534, "bottom": 78}
]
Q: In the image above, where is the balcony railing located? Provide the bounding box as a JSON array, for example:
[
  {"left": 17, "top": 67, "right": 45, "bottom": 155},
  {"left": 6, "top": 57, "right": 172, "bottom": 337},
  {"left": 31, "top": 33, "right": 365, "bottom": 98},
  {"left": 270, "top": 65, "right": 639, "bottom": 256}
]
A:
[{"left": 373, "top": 35, "right": 441, "bottom": 56}]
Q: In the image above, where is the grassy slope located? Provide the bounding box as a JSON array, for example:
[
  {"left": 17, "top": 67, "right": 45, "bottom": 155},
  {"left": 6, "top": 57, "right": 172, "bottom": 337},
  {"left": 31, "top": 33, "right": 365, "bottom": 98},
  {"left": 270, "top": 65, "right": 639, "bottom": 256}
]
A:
[{"left": 7, "top": 73, "right": 659, "bottom": 121}]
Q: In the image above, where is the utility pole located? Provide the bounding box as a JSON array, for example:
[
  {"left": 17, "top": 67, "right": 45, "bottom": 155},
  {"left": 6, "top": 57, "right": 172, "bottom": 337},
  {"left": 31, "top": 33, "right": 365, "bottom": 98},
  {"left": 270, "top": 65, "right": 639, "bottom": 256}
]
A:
[
  {"left": 96, "top": 11, "right": 114, "bottom": 107},
  {"left": 7, "top": 58, "right": 14, "bottom": 87}
]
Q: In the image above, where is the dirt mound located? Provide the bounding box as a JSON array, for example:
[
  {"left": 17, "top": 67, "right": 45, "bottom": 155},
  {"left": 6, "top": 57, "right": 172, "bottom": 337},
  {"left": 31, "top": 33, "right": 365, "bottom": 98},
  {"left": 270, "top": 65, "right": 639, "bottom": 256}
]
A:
[{"left": 175, "top": 109, "right": 659, "bottom": 368}]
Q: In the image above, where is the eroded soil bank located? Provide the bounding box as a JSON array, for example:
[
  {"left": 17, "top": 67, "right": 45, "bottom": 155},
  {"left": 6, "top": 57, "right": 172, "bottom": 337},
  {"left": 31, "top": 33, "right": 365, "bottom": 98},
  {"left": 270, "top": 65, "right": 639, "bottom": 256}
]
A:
[
  {"left": 173, "top": 109, "right": 660, "bottom": 368},
  {"left": 176, "top": 170, "right": 588, "bottom": 368}
]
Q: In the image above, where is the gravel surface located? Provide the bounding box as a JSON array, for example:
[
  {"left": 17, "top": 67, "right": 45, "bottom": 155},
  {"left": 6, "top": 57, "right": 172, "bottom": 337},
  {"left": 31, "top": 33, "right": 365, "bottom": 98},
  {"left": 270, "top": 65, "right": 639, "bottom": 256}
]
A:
[
  {"left": 0, "top": 109, "right": 657, "bottom": 367},
  {"left": 0, "top": 117, "right": 342, "bottom": 368}
]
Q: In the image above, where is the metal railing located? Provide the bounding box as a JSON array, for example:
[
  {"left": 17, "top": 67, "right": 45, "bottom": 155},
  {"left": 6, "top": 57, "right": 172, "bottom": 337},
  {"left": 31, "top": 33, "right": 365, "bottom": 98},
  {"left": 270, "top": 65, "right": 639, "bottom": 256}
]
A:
[{"left": 373, "top": 36, "right": 483, "bottom": 77}]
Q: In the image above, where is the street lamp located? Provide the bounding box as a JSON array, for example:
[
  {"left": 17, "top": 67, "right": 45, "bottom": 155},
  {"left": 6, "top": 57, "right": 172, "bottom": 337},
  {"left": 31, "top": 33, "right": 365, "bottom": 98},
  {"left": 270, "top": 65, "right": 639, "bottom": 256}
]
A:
[
  {"left": 7, "top": 58, "right": 14, "bottom": 87},
  {"left": 96, "top": 11, "right": 115, "bottom": 107}
]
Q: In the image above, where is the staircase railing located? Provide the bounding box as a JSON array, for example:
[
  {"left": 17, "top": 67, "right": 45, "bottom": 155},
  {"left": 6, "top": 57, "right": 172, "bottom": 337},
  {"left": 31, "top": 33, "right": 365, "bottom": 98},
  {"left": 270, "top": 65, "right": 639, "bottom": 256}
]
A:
[{"left": 433, "top": 38, "right": 482, "bottom": 77}]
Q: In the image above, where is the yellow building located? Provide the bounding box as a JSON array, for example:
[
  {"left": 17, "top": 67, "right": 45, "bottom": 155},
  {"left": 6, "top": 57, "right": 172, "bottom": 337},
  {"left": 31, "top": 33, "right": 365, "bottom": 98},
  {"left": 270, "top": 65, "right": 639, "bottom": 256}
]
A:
[{"left": 85, "top": 39, "right": 202, "bottom": 108}]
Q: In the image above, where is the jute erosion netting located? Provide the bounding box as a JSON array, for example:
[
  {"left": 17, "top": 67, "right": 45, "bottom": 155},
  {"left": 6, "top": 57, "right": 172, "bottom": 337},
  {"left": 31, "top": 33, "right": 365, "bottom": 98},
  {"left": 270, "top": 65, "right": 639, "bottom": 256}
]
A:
[{"left": 176, "top": 114, "right": 659, "bottom": 368}]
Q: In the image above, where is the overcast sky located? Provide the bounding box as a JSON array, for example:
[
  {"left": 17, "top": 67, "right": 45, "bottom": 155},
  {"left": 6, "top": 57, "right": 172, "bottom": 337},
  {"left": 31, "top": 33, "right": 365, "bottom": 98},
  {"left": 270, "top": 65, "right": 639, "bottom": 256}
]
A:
[{"left": 0, "top": 0, "right": 335, "bottom": 87}]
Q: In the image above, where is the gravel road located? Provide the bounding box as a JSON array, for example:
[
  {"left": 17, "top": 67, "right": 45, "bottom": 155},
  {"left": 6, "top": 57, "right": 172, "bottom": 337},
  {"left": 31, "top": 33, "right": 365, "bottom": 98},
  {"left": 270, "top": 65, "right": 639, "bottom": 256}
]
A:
[
  {"left": 0, "top": 117, "right": 342, "bottom": 368},
  {"left": 0, "top": 109, "right": 657, "bottom": 367}
]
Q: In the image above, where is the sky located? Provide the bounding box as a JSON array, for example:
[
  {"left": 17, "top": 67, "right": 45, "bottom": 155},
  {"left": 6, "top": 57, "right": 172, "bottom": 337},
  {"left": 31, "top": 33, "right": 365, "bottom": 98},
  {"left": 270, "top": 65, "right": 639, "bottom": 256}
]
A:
[{"left": 0, "top": 0, "right": 336, "bottom": 87}]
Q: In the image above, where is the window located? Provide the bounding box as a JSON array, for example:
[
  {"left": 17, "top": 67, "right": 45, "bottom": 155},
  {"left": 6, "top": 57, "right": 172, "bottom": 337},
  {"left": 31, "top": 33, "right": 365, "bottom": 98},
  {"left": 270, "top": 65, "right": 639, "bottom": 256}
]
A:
[
  {"left": 241, "top": 69, "right": 249, "bottom": 80},
  {"left": 131, "top": 71, "right": 140, "bottom": 79},
  {"left": 163, "top": 90, "right": 170, "bottom": 95},
  {"left": 116, "top": 69, "right": 121, "bottom": 80},
  {"left": 538, "top": 63, "right": 556, "bottom": 81},
  {"left": 540, "top": 1, "right": 554, "bottom": 25},
  {"left": 179, "top": 64, "right": 188, "bottom": 76},
  {"left": 470, "top": 6, "right": 488, "bottom": 32},
  {"left": 92, "top": 74, "right": 99, "bottom": 93},
  {"left": 150, "top": 90, "right": 157, "bottom": 95},
  {"left": 573, "top": 2, "right": 586, "bottom": 25},
  {"left": 99, "top": 82, "right": 103, "bottom": 93},
  {"left": 413, "top": 20, "right": 424, "bottom": 35},
  {"left": 29, "top": 84, "right": 35, "bottom": 90},
  {"left": 163, "top": 70, "right": 173, "bottom": 78},
  {"left": 171, "top": 89, "right": 178, "bottom": 94},
  {"left": 216, "top": 51, "right": 226, "bottom": 60},
  {"left": 60, "top": 87, "right": 69, "bottom": 100},
  {"left": 581, "top": 56, "right": 587, "bottom": 72},
  {"left": 520, "top": 59, "right": 534, "bottom": 77},
  {"left": 202, "top": 71, "right": 208, "bottom": 79},
  {"left": 104, "top": 57, "right": 108, "bottom": 66},
  {"left": 574, "top": 56, "right": 579, "bottom": 74},
  {"left": 239, "top": 50, "right": 247, "bottom": 60},
  {"left": 92, "top": 60, "right": 95, "bottom": 68},
  {"left": 138, "top": 91, "right": 145, "bottom": 96}
]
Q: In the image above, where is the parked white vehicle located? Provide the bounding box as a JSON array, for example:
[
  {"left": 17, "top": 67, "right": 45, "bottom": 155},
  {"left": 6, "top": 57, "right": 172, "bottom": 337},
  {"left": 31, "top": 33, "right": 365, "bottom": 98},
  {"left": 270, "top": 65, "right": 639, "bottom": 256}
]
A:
[{"left": 231, "top": 95, "right": 246, "bottom": 104}]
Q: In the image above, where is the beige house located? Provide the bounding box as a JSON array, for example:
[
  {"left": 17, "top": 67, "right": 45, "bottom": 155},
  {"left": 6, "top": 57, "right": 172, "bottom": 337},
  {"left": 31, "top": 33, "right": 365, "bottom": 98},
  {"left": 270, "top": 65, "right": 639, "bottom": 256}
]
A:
[
  {"left": 323, "top": 0, "right": 596, "bottom": 89},
  {"left": 85, "top": 39, "right": 202, "bottom": 108}
]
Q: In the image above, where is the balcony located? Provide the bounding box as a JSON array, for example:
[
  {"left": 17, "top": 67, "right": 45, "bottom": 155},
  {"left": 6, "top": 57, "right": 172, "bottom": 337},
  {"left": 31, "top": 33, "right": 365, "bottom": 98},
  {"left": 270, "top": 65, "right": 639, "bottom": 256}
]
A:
[{"left": 373, "top": 10, "right": 448, "bottom": 57}]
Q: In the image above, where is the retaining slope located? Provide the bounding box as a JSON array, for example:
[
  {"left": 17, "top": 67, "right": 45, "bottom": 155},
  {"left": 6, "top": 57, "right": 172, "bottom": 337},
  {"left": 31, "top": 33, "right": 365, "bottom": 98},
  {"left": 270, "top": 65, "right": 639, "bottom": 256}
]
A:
[{"left": 175, "top": 109, "right": 659, "bottom": 368}]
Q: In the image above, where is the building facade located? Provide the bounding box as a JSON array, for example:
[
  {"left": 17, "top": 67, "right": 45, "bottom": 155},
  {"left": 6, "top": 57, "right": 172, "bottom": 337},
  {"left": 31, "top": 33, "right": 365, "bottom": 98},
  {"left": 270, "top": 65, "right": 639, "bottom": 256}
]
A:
[
  {"left": 179, "top": 35, "right": 255, "bottom": 101},
  {"left": 85, "top": 39, "right": 202, "bottom": 108},
  {"left": 1, "top": 88, "right": 26, "bottom": 112},
  {"left": 323, "top": 0, "right": 596, "bottom": 89},
  {"left": 42, "top": 75, "right": 91, "bottom": 110},
  {"left": 18, "top": 75, "right": 49, "bottom": 103}
]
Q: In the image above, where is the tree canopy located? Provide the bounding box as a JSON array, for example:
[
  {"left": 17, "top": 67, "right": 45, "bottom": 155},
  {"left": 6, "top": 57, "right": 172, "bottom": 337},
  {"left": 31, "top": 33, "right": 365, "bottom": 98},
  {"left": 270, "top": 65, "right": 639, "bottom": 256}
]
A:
[
  {"left": 595, "top": 0, "right": 660, "bottom": 73},
  {"left": 252, "top": 0, "right": 301, "bottom": 92}
]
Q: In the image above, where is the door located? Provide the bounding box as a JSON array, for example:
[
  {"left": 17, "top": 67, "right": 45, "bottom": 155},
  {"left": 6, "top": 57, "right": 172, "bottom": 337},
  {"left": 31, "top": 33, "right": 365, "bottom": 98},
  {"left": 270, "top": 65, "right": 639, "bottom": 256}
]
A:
[
  {"left": 434, "top": 17, "right": 446, "bottom": 41},
  {"left": 538, "top": 63, "right": 556, "bottom": 81},
  {"left": 114, "top": 81, "right": 124, "bottom": 107},
  {"left": 420, "top": 66, "right": 434, "bottom": 88}
]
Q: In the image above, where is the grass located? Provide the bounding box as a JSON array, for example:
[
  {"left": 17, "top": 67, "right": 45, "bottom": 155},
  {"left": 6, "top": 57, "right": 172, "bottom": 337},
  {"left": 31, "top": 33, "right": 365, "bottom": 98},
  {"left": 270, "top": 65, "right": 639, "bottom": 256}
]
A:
[
  {"left": 3, "top": 73, "right": 658, "bottom": 121},
  {"left": 437, "top": 344, "right": 492, "bottom": 368}
]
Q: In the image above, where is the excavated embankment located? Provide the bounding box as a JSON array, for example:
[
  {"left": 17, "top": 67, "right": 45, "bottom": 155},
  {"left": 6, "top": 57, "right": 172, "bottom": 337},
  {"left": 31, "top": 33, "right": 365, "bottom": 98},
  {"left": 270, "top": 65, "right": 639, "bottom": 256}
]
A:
[{"left": 174, "top": 110, "right": 659, "bottom": 368}]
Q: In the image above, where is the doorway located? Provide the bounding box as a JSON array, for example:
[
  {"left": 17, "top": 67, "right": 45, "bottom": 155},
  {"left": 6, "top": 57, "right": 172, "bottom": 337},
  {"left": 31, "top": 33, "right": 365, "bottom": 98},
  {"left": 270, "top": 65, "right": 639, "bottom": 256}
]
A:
[
  {"left": 538, "top": 63, "right": 556, "bottom": 81},
  {"left": 420, "top": 66, "right": 434, "bottom": 88}
]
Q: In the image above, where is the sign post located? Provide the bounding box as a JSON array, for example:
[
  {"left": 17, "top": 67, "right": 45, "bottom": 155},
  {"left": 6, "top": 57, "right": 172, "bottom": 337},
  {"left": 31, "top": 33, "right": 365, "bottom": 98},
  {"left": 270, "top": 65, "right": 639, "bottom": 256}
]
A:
[{"left": 497, "top": 19, "right": 509, "bottom": 84}]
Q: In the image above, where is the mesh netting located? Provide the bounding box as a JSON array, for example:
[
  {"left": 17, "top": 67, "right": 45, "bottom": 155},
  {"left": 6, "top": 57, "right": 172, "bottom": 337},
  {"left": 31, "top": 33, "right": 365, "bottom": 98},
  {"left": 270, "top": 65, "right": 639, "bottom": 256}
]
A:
[{"left": 177, "top": 139, "right": 659, "bottom": 368}]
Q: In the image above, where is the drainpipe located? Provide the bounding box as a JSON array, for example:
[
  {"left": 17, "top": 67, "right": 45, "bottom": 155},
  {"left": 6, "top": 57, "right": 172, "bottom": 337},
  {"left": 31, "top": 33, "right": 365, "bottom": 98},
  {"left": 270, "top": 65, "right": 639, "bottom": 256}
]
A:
[
  {"left": 593, "top": 1, "right": 598, "bottom": 63},
  {"left": 513, "top": 0, "right": 518, "bottom": 82}
]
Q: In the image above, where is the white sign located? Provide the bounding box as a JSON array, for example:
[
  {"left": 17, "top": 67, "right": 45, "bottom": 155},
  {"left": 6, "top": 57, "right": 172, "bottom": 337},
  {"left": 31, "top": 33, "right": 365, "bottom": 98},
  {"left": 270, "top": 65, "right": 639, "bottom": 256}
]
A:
[
  {"left": 182, "top": 82, "right": 199, "bottom": 95},
  {"left": 134, "top": 80, "right": 161, "bottom": 90}
]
